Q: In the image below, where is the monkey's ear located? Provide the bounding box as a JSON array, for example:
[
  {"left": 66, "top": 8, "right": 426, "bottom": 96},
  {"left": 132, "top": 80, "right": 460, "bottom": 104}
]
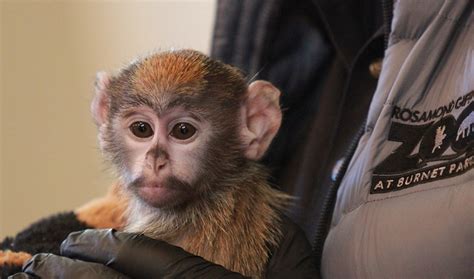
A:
[
  {"left": 241, "top": 80, "right": 282, "bottom": 160},
  {"left": 91, "top": 72, "right": 111, "bottom": 126}
]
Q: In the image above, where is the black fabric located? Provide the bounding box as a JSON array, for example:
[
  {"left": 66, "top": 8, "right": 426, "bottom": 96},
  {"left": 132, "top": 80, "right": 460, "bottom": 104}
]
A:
[
  {"left": 64, "top": 215, "right": 316, "bottom": 278},
  {"left": 1, "top": 264, "right": 22, "bottom": 278},
  {"left": 11, "top": 253, "right": 127, "bottom": 279},
  {"left": 265, "top": 215, "right": 317, "bottom": 278},
  {"left": 211, "top": 0, "right": 385, "bottom": 271},
  {"left": 0, "top": 212, "right": 90, "bottom": 278},
  {"left": 1, "top": 212, "right": 90, "bottom": 256},
  {"left": 213, "top": 2, "right": 332, "bottom": 193},
  {"left": 14, "top": 216, "right": 315, "bottom": 279}
]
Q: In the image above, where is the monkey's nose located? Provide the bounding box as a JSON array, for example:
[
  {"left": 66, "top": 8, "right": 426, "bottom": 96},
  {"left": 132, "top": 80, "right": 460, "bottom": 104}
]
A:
[
  {"left": 154, "top": 157, "right": 167, "bottom": 172},
  {"left": 145, "top": 147, "right": 169, "bottom": 173}
]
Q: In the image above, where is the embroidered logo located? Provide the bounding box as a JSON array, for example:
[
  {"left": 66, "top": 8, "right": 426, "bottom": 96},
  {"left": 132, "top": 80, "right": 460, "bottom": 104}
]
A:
[
  {"left": 432, "top": 125, "right": 447, "bottom": 153},
  {"left": 371, "top": 91, "right": 474, "bottom": 194}
]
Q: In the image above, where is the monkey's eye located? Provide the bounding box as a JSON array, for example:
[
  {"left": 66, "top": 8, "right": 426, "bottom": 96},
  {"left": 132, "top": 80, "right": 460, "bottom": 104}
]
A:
[
  {"left": 130, "top": 121, "right": 154, "bottom": 138},
  {"left": 170, "top": 122, "right": 197, "bottom": 140}
]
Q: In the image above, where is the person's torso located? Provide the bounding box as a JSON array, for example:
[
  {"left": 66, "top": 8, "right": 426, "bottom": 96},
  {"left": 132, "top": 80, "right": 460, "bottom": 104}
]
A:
[{"left": 322, "top": 1, "right": 474, "bottom": 278}]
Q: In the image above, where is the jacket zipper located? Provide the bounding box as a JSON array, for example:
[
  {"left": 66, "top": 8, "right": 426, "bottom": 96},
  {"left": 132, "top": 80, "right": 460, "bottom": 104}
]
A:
[
  {"left": 311, "top": 0, "right": 393, "bottom": 272},
  {"left": 311, "top": 122, "right": 366, "bottom": 271}
]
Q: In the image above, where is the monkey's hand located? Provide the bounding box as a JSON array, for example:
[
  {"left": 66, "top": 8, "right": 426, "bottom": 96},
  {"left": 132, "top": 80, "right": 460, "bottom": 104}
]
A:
[{"left": 12, "top": 229, "right": 247, "bottom": 279}]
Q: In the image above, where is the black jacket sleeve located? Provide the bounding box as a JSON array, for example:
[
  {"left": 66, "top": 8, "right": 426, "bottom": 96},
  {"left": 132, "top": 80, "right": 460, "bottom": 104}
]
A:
[{"left": 265, "top": 215, "right": 318, "bottom": 279}]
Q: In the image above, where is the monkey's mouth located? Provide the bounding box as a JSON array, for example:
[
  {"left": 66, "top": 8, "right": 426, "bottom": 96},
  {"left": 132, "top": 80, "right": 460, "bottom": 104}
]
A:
[
  {"left": 140, "top": 184, "right": 176, "bottom": 202},
  {"left": 131, "top": 176, "right": 193, "bottom": 208}
]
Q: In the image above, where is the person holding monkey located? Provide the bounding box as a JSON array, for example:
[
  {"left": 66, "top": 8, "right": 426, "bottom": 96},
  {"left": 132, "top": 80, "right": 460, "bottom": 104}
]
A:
[{"left": 4, "top": 0, "right": 473, "bottom": 278}]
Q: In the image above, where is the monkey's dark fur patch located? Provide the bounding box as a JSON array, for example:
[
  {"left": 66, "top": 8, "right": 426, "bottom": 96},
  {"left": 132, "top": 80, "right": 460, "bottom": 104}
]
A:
[
  {"left": 0, "top": 211, "right": 90, "bottom": 277},
  {"left": 1, "top": 212, "right": 90, "bottom": 255},
  {"left": 1, "top": 263, "right": 22, "bottom": 278}
]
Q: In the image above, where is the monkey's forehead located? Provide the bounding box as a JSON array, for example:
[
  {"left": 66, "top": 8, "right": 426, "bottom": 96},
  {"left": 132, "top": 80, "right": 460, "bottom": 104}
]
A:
[
  {"left": 118, "top": 92, "right": 213, "bottom": 115},
  {"left": 130, "top": 50, "right": 210, "bottom": 95},
  {"left": 110, "top": 50, "right": 247, "bottom": 107}
]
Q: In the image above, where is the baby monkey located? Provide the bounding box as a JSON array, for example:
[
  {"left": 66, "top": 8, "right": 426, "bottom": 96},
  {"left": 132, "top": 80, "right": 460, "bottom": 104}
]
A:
[{"left": 92, "top": 50, "right": 297, "bottom": 277}]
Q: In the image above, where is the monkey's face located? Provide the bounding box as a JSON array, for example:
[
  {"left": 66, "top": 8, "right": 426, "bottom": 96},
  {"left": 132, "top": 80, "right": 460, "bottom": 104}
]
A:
[
  {"left": 92, "top": 50, "right": 282, "bottom": 211},
  {"left": 115, "top": 105, "right": 213, "bottom": 209}
]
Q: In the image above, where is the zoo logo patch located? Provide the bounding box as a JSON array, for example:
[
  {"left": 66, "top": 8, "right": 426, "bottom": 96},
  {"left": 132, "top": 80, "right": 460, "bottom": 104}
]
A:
[{"left": 371, "top": 91, "right": 474, "bottom": 194}]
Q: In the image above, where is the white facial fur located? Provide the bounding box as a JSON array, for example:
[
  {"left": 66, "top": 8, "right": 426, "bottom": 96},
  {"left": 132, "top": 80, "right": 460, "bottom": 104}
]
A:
[{"left": 116, "top": 105, "right": 212, "bottom": 207}]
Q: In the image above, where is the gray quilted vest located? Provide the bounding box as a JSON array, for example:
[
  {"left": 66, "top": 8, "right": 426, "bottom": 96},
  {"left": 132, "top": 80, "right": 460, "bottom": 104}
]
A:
[{"left": 322, "top": 1, "right": 473, "bottom": 278}]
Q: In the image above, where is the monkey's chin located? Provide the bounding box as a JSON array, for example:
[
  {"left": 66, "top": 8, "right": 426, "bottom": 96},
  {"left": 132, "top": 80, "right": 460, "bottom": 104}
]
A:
[{"left": 136, "top": 184, "right": 191, "bottom": 209}]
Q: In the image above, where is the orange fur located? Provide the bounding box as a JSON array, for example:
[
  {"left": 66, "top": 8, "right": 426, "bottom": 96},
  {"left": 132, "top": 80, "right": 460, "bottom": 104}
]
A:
[
  {"left": 179, "top": 182, "right": 290, "bottom": 278},
  {"left": 132, "top": 51, "right": 208, "bottom": 97},
  {"left": 0, "top": 251, "right": 32, "bottom": 267},
  {"left": 75, "top": 183, "right": 128, "bottom": 230}
]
